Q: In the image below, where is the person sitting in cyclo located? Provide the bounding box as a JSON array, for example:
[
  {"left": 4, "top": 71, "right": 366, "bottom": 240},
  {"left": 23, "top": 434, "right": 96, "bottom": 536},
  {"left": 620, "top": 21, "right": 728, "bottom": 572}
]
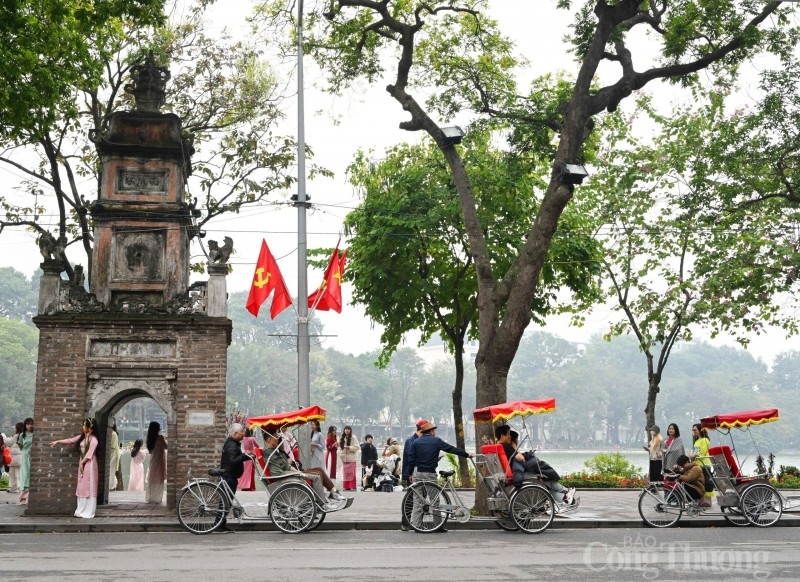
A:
[
  {"left": 667, "top": 454, "right": 705, "bottom": 502},
  {"left": 494, "top": 425, "right": 576, "bottom": 506},
  {"left": 262, "top": 431, "right": 345, "bottom": 504}
]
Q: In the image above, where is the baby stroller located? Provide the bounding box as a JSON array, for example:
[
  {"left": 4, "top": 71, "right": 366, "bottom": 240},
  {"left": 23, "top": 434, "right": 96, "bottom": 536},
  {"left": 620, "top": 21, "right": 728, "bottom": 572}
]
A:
[{"left": 373, "top": 454, "right": 400, "bottom": 492}]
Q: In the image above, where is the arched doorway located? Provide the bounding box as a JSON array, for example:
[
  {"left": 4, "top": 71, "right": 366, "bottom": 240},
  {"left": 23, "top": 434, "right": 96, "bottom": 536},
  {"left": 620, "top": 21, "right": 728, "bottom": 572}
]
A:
[{"left": 89, "top": 374, "right": 176, "bottom": 507}]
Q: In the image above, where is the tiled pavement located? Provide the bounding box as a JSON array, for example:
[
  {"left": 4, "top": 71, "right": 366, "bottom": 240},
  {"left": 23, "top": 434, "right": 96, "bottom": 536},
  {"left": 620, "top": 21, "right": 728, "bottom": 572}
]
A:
[{"left": 1, "top": 487, "right": 799, "bottom": 533}]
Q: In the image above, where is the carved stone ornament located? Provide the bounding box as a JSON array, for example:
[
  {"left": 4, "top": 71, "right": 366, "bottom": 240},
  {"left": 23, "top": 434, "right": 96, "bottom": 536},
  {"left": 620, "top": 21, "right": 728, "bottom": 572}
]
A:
[
  {"left": 207, "top": 236, "right": 233, "bottom": 264},
  {"left": 124, "top": 51, "right": 170, "bottom": 113},
  {"left": 56, "top": 280, "right": 207, "bottom": 315}
]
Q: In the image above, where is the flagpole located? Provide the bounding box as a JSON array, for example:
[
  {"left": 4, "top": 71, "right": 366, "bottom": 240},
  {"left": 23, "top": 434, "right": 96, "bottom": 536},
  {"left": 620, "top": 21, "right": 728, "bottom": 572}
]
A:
[{"left": 296, "top": 0, "right": 311, "bottom": 421}]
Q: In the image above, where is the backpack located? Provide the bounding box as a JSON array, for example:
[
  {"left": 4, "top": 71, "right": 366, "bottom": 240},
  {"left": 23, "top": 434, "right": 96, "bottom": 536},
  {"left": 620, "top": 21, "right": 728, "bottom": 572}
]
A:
[{"left": 700, "top": 464, "right": 715, "bottom": 492}]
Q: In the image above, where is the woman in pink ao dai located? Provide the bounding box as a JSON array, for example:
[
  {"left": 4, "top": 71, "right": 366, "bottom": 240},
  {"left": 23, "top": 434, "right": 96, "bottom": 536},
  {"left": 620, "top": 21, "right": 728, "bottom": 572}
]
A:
[{"left": 50, "top": 418, "right": 100, "bottom": 518}]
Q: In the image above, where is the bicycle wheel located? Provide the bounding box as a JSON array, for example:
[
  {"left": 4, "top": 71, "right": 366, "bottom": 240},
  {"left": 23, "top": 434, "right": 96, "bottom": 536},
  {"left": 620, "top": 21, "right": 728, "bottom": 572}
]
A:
[
  {"left": 510, "top": 484, "right": 555, "bottom": 533},
  {"left": 308, "top": 506, "right": 327, "bottom": 531},
  {"left": 740, "top": 483, "right": 782, "bottom": 527},
  {"left": 177, "top": 481, "right": 228, "bottom": 535},
  {"left": 269, "top": 482, "right": 317, "bottom": 534},
  {"left": 721, "top": 506, "right": 750, "bottom": 526},
  {"left": 401, "top": 481, "right": 450, "bottom": 533},
  {"left": 492, "top": 511, "right": 519, "bottom": 531},
  {"left": 638, "top": 485, "right": 682, "bottom": 528}
]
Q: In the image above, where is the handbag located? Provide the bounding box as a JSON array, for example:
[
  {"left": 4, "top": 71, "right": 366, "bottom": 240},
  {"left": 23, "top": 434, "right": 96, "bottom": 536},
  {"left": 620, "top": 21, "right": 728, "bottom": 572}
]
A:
[
  {"left": 701, "top": 465, "right": 715, "bottom": 492},
  {"left": 2, "top": 445, "right": 11, "bottom": 466}
]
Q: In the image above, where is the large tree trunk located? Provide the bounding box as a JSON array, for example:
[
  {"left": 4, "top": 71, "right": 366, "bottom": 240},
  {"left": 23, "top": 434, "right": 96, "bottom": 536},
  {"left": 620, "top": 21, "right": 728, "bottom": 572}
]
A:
[{"left": 644, "top": 352, "right": 661, "bottom": 435}]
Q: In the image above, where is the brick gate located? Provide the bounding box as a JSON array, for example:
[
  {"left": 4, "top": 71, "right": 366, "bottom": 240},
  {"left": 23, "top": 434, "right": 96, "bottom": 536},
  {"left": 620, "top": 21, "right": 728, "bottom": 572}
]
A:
[{"left": 26, "top": 55, "right": 232, "bottom": 515}]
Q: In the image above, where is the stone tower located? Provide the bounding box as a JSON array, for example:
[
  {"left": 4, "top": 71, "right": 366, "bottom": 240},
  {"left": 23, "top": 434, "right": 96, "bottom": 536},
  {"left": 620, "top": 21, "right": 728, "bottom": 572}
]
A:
[{"left": 28, "top": 54, "right": 232, "bottom": 515}]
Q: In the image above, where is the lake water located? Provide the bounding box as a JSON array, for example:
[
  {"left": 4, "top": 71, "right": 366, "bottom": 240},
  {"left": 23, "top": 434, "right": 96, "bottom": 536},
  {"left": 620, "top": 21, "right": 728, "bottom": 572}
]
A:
[
  {"left": 112, "top": 449, "right": 800, "bottom": 490},
  {"left": 527, "top": 449, "right": 800, "bottom": 477}
]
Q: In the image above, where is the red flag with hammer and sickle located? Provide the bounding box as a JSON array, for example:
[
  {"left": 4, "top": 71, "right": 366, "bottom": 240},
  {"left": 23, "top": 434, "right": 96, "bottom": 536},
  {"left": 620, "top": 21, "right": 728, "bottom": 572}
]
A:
[
  {"left": 246, "top": 239, "right": 293, "bottom": 318},
  {"left": 308, "top": 244, "right": 347, "bottom": 313}
]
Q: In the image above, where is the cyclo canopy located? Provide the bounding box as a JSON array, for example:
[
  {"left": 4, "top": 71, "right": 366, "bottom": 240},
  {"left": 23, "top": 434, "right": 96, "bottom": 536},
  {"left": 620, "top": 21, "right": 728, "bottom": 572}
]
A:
[
  {"left": 247, "top": 405, "right": 327, "bottom": 431},
  {"left": 700, "top": 409, "right": 779, "bottom": 430},
  {"left": 473, "top": 398, "right": 556, "bottom": 424}
]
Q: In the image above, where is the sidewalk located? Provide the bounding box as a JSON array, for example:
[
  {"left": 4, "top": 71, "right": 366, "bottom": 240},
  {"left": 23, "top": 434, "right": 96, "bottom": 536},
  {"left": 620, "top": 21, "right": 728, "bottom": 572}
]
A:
[{"left": 2, "top": 488, "right": 799, "bottom": 533}]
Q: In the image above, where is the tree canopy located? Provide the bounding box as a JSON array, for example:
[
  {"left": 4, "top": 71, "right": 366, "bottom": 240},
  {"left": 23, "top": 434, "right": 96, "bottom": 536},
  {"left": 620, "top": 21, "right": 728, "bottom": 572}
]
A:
[
  {"left": 277, "top": 1, "right": 800, "bottom": 449},
  {"left": 0, "top": 0, "right": 166, "bottom": 139},
  {"left": 0, "top": 1, "right": 322, "bottom": 285}
]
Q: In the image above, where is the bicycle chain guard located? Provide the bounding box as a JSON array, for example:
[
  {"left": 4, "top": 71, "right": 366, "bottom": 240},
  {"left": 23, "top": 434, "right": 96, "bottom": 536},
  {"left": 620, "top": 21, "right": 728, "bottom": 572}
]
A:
[{"left": 452, "top": 506, "right": 471, "bottom": 523}]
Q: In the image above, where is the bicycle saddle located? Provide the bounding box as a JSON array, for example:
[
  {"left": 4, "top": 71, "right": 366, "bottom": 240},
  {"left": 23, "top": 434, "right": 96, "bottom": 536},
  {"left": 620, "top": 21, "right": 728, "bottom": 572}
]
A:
[
  {"left": 208, "top": 468, "right": 224, "bottom": 477},
  {"left": 439, "top": 470, "right": 455, "bottom": 478}
]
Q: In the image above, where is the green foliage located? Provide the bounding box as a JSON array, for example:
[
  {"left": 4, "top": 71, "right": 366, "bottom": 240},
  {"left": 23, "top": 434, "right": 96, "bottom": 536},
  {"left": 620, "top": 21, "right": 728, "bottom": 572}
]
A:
[
  {"left": 0, "top": 268, "right": 38, "bottom": 323},
  {"left": 777, "top": 465, "right": 800, "bottom": 480},
  {"left": 561, "top": 472, "right": 648, "bottom": 489},
  {"left": 344, "top": 130, "right": 601, "bottom": 366},
  {"left": 0, "top": 316, "right": 39, "bottom": 429},
  {"left": 583, "top": 452, "right": 642, "bottom": 479},
  {"left": 1, "top": 1, "right": 308, "bottom": 284},
  {"left": 0, "top": 0, "right": 166, "bottom": 139},
  {"left": 441, "top": 452, "right": 475, "bottom": 487}
]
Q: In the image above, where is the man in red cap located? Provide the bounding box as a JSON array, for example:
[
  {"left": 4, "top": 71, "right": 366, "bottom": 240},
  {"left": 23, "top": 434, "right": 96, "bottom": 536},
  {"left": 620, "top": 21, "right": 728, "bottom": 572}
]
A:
[
  {"left": 406, "top": 421, "right": 472, "bottom": 532},
  {"left": 399, "top": 419, "right": 428, "bottom": 531}
]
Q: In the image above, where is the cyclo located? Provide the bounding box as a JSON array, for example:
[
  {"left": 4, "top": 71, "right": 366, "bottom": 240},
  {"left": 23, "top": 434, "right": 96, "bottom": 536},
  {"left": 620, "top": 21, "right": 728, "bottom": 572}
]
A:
[
  {"left": 638, "top": 408, "right": 800, "bottom": 528},
  {"left": 177, "top": 405, "right": 352, "bottom": 534},
  {"left": 400, "top": 398, "right": 578, "bottom": 534}
]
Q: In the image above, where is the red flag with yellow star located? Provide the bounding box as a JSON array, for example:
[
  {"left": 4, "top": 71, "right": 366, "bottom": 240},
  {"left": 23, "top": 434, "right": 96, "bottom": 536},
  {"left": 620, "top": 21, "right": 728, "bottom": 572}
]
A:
[
  {"left": 246, "top": 239, "right": 293, "bottom": 318},
  {"left": 308, "top": 245, "right": 347, "bottom": 313}
]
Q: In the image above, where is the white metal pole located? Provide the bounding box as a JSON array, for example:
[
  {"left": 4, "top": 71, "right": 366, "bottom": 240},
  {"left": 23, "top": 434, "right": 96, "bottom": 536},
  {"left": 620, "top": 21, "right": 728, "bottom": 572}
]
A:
[{"left": 296, "top": 0, "right": 311, "bottom": 428}]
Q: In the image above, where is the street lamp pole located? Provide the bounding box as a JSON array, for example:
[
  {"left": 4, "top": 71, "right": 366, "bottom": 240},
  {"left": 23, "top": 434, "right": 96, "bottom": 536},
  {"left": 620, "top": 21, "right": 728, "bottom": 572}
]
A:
[{"left": 296, "top": 0, "right": 311, "bottom": 415}]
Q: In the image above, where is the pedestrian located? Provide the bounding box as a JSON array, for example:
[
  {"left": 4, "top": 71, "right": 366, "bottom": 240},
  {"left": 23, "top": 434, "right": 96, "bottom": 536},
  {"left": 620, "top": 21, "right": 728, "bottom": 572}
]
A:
[
  {"left": 17, "top": 417, "right": 33, "bottom": 504},
  {"left": 338, "top": 425, "right": 360, "bottom": 491},
  {"left": 308, "top": 419, "right": 325, "bottom": 470},
  {"left": 108, "top": 422, "right": 121, "bottom": 491},
  {"left": 501, "top": 427, "right": 576, "bottom": 505},
  {"left": 49, "top": 418, "right": 99, "bottom": 518},
  {"left": 262, "top": 431, "right": 345, "bottom": 504},
  {"left": 382, "top": 437, "right": 401, "bottom": 458},
  {"left": 280, "top": 424, "right": 300, "bottom": 469},
  {"left": 145, "top": 421, "right": 167, "bottom": 504},
  {"left": 127, "top": 439, "right": 146, "bottom": 491},
  {"left": 237, "top": 427, "right": 257, "bottom": 492},
  {"left": 690, "top": 423, "right": 714, "bottom": 507},
  {"left": 400, "top": 419, "right": 427, "bottom": 531},
  {"left": 7, "top": 421, "right": 24, "bottom": 493},
  {"left": 406, "top": 421, "right": 471, "bottom": 532},
  {"left": 0, "top": 431, "right": 7, "bottom": 475},
  {"left": 217, "top": 423, "right": 252, "bottom": 532},
  {"left": 669, "top": 454, "right": 705, "bottom": 502},
  {"left": 360, "top": 434, "right": 378, "bottom": 485},
  {"left": 325, "top": 425, "right": 338, "bottom": 479},
  {"left": 644, "top": 425, "right": 664, "bottom": 483},
  {"left": 662, "top": 423, "right": 685, "bottom": 473}
]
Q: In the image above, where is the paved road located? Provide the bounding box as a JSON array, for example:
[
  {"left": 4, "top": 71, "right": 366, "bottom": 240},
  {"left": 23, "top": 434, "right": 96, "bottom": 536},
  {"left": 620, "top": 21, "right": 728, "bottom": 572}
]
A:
[
  {"left": 2, "top": 487, "right": 799, "bottom": 532},
  {"left": 3, "top": 528, "right": 799, "bottom": 581}
]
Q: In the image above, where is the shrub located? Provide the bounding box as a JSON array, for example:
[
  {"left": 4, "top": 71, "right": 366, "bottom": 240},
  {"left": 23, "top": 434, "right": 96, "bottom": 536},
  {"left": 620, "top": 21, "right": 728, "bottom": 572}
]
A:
[
  {"left": 583, "top": 452, "right": 642, "bottom": 479},
  {"left": 442, "top": 452, "right": 475, "bottom": 487},
  {"left": 777, "top": 465, "right": 800, "bottom": 480},
  {"left": 562, "top": 471, "right": 648, "bottom": 489}
]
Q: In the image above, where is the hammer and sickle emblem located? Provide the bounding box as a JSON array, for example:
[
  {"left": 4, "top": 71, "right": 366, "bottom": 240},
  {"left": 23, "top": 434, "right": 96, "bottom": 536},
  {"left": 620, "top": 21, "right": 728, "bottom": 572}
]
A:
[{"left": 253, "top": 267, "right": 272, "bottom": 288}]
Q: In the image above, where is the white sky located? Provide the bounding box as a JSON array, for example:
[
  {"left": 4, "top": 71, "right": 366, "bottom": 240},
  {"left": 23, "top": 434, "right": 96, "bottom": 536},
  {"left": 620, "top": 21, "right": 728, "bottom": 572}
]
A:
[{"left": 2, "top": 0, "right": 799, "bottom": 366}]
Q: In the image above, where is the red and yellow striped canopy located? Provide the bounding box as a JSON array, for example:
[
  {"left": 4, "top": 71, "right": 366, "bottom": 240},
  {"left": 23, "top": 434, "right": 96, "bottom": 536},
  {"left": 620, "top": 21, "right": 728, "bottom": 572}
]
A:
[
  {"left": 473, "top": 399, "right": 556, "bottom": 424},
  {"left": 247, "top": 405, "right": 326, "bottom": 430},
  {"left": 700, "top": 409, "right": 779, "bottom": 430}
]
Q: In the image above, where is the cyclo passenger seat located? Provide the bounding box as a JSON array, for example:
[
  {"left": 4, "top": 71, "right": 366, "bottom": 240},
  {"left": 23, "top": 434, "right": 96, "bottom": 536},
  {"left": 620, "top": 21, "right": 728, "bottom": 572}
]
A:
[{"left": 481, "top": 444, "right": 513, "bottom": 480}]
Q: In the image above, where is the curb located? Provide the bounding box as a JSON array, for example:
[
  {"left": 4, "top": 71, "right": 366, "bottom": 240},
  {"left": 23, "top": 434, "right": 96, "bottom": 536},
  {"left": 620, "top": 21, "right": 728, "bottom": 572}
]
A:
[{"left": 3, "top": 518, "right": 800, "bottom": 534}]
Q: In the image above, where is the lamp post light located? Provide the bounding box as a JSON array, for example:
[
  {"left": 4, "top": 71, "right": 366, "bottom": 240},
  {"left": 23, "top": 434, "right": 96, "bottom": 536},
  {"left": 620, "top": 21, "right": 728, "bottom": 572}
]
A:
[
  {"left": 559, "top": 163, "right": 589, "bottom": 185},
  {"left": 439, "top": 125, "right": 466, "bottom": 147}
]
